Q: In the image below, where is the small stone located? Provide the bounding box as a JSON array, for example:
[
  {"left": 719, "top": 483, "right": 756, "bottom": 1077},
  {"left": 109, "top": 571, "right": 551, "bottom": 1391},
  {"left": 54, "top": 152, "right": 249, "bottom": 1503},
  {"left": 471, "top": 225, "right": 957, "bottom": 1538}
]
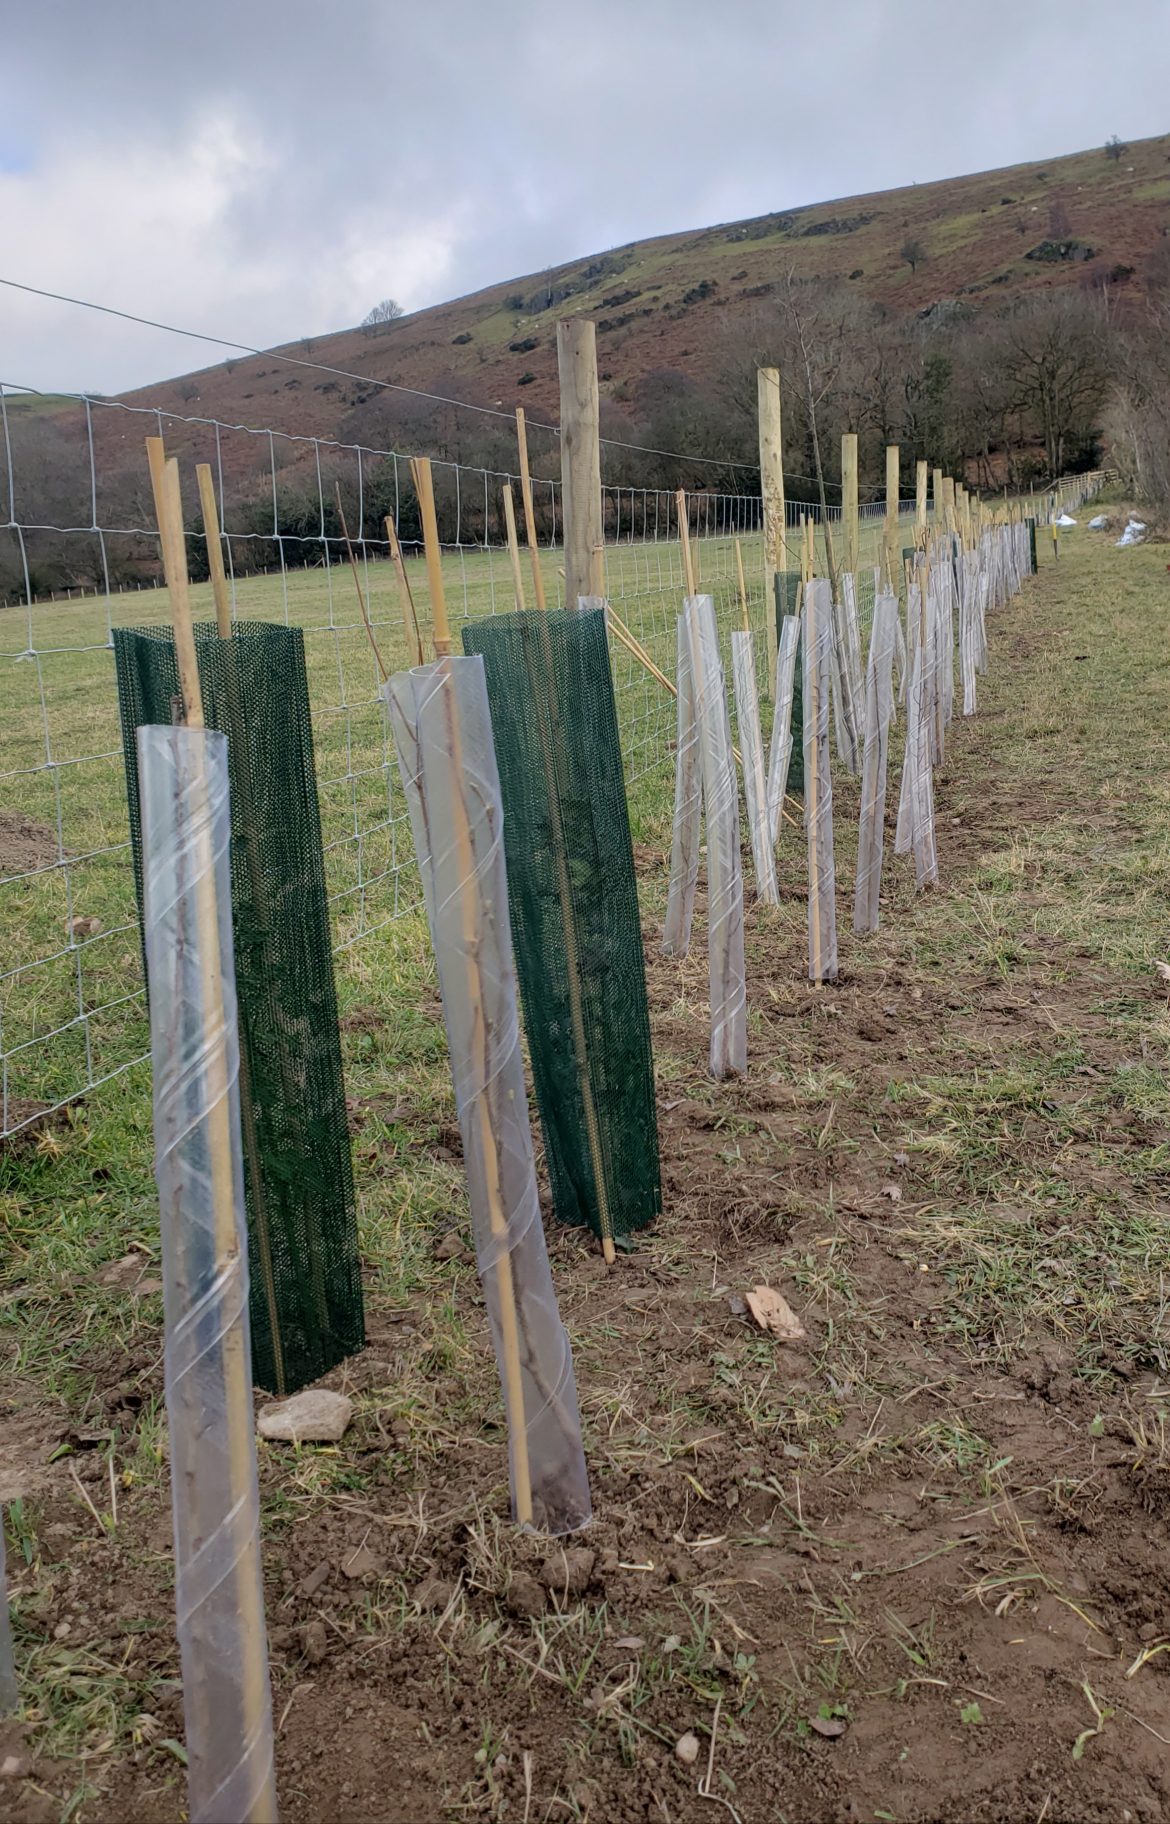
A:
[
  {"left": 675, "top": 1731, "right": 700, "bottom": 1765},
  {"left": 413, "top": 1576, "right": 456, "bottom": 1613},
  {"left": 53, "top": 1620, "right": 72, "bottom": 1640},
  {"left": 299, "top": 1620, "right": 328, "bottom": 1665},
  {"left": 341, "top": 1544, "right": 383, "bottom": 1580},
  {"left": 300, "top": 1560, "right": 331, "bottom": 1599},
  {"left": 1, "top": 1754, "right": 30, "bottom": 1780},
  {"left": 539, "top": 1547, "right": 596, "bottom": 1596},
  {"left": 258, "top": 1390, "right": 353, "bottom": 1444},
  {"left": 433, "top": 1230, "right": 469, "bottom": 1262},
  {"left": 505, "top": 1572, "right": 546, "bottom": 1618},
  {"left": 665, "top": 1553, "right": 691, "bottom": 1584}
]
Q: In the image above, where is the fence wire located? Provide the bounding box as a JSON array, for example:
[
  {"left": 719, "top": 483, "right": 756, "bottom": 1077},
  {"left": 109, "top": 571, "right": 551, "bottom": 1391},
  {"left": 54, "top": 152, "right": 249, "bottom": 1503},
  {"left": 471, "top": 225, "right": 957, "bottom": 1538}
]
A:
[{"left": 1, "top": 384, "right": 769, "bottom": 1135}]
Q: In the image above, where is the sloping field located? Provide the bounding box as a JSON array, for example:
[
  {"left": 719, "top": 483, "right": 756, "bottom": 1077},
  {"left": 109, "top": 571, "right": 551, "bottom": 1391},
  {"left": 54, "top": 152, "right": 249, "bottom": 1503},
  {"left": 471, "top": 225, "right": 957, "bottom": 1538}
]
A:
[{"left": 3, "top": 515, "right": 1170, "bottom": 1822}]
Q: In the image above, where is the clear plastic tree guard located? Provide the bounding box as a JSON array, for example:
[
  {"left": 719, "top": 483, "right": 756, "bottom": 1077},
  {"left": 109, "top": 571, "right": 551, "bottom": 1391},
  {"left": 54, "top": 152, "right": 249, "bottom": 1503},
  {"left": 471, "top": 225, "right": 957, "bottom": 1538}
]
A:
[
  {"left": 684, "top": 596, "right": 747, "bottom": 1077},
  {"left": 803, "top": 579, "right": 839, "bottom": 984},
  {"left": 384, "top": 656, "right": 591, "bottom": 1535},
  {"left": 138, "top": 724, "right": 277, "bottom": 1824},
  {"left": 0, "top": 1520, "right": 16, "bottom": 1718},
  {"left": 767, "top": 613, "right": 802, "bottom": 844},
  {"left": 731, "top": 629, "right": 778, "bottom": 906},
  {"left": 853, "top": 590, "right": 900, "bottom": 935}
]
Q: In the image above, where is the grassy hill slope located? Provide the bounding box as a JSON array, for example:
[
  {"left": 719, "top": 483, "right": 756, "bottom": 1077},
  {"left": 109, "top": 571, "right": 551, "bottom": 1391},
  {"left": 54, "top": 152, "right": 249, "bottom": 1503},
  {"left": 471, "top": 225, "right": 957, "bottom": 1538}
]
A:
[{"left": 119, "top": 133, "right": 1170, "bottom": 440}]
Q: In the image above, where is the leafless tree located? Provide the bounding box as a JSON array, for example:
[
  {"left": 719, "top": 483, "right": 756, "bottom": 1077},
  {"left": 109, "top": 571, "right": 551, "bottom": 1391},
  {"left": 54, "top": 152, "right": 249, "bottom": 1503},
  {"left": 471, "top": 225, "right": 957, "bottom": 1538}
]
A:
[
  {"left": 900, "top": 237, "right": 926, "bottom": 275},
  {"left": 361, "top": 298, "right": 405, "bottom": 334},
  {"left": 999, "top": 291, "right": 1108, "bottom": 477}
]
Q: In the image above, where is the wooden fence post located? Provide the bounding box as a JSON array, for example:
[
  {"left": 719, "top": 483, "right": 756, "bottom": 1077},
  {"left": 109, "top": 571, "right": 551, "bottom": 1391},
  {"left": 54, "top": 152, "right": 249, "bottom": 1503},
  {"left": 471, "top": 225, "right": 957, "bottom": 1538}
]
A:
[
  {"left": 841, "top": 432, "right": 859, "bottom": 577},
  {"left": 915, "top": 460, "right": 928, "bottom": 535},
  {"left": 884, "top": 444, "right": 900, "bottom": 590},
  {"left": 758, "top": 367, "right": 785, "bottom": 682},
  {"left": 556, "top": 319, "right": 603, "bottom": 608}
]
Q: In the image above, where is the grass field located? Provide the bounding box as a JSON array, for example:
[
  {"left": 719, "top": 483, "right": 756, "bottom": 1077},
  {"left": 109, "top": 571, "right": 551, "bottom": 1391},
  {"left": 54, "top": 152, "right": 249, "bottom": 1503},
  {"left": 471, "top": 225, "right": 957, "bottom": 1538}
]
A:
[
  {"left": 0, "top": 509, "right": 897, "bottom": 1132},
  {"left": 8, "top": 508, "right": 1167, "bottom": 1824}
]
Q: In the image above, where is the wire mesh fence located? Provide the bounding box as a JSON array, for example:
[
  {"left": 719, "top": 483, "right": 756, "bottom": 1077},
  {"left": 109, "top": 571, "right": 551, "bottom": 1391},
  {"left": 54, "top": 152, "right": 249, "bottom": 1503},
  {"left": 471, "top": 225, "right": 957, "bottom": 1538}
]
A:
[{"left": 1, "top": 383, "right": 777, "bottom": 1135}]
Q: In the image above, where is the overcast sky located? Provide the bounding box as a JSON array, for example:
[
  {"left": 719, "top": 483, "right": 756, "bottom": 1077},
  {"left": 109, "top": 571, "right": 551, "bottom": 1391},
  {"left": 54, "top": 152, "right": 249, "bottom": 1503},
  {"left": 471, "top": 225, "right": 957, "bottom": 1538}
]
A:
[{"left": 2, "top": 0, "right": 1167, "bottom": 397}]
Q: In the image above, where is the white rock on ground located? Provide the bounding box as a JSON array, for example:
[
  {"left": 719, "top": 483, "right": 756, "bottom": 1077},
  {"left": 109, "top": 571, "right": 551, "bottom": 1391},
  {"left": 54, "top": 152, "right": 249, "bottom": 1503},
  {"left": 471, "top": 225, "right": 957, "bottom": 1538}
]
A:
[{"left": 257, "top": 1389, "right": 353, "bottom": 1443}]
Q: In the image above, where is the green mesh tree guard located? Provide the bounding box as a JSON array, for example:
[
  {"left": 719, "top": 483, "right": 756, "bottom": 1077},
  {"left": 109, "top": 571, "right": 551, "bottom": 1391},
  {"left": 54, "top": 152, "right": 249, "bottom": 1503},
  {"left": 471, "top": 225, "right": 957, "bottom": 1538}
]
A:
[
  {"left": 114, "top": 623, "right": 364, "bottom": 1395},
  {"left": 775, "top": 574, "right": 804, "bottom": 795},
  {"left": 460, "top": 605, "right": 661, "bottom": 1245}
]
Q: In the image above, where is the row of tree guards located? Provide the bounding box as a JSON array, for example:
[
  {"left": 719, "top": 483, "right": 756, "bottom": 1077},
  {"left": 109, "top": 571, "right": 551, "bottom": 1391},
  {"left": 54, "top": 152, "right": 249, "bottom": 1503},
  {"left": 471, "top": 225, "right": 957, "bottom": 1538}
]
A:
[{"left": 49, "top": 323, "right": 1100, "bottom": 1821}]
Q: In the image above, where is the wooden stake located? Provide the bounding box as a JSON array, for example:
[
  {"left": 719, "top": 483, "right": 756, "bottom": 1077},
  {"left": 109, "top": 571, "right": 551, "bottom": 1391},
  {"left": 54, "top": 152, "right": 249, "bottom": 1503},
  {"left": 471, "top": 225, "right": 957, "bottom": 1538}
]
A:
[
  {"left": 915, "top": 460, "right": 928, "bottom": 534},
  {"left": 502, "top": 484, "right": 528, "bottom": 611},
  {"left": 932, "top": 466, "right": 944, "bottom": 526},
  {"left": 411, "top": 468, "right": 537, "bottom": 1514},
  {"left": 195, "top": 463, "right": 232, "bottom": 639},
  {"left": 676, "top": 490, "right": 697, "bottom": 596},
  {"left": 757, "top": 366, "right": 785, "bottom": 682},
  {"left": 556, "top": 319, "right": 603, "bottom": 610},
  {"left": 734, "top": 537, "right": 750, "bottom": 634},
  {"left": 841, "top": 432, "right": 859, "bottom": 578},
  {"left": 384, "top": 514, "right": 425, "bottom": 668},
  {"left": 514, "top": 407, "right": 547, "bottom": 610},
  {"left": 144, "top": 436, "right": 277, "bottom": 1822}
]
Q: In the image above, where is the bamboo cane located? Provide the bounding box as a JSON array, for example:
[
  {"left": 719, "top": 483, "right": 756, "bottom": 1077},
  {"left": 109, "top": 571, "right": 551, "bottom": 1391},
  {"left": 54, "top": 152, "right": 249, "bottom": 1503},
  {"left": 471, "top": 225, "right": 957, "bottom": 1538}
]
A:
[
  {"left": 192, "top": 457, "right": 292, "bottom": 1383},
  {"left": 409, "top": 457, "right": 536, "bottom": 1517},
  {"left": 384, "top": 514, "right": 425, "bottom": 668},
  {"left": 144, "top": 436, "right": 277, "bottom": 1824},
  {"left": 195, "top": 463, "right": 232, "bottom": 639},
  {"left": 805, "top": 557, "right": 823, "bottom": 987},
  {"left": 335, "top": 485, "right": 388, "bottom": 682},
  {"left": 734, "top": 537, "right": 750, "bottom": 635},
  {"left": 502, "top": 484, "right": 527, "bottom": 611},
  {"left": 515, "top": 407, "right": 547, "bottom": 610},
  {"left": 676, "top": 489, "right": 697, "bottom": 596}
]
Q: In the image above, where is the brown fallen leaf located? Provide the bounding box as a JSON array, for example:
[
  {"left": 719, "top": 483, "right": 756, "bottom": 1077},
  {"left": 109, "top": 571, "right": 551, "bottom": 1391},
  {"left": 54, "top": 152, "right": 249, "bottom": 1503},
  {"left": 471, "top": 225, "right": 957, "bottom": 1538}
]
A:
[
  {"left": 809, "top": 1714, "right": 847, "bottom": 1739},
  {"left": 744, "top": 1286, "right": 805, "bottom": 1342},
  {"left": 879, "top": 1183, "right": 903, "bottom": 1202},
  {"left": 69, "top": 915, "right": 103, "bottom": 941}
]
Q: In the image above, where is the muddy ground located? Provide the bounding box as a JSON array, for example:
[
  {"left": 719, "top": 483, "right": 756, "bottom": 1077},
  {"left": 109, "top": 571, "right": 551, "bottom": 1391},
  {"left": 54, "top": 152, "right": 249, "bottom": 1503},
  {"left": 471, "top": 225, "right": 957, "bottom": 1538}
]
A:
[{"left": 3, "top": 541, "right": 1170, "bottom": 1822}]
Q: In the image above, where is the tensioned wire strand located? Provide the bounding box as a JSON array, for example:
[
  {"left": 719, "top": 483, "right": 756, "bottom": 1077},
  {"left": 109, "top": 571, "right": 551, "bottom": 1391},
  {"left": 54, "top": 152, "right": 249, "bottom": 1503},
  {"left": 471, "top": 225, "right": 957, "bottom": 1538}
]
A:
[{"left": 0, "top": 275, "right": 889, "bottom": 493}]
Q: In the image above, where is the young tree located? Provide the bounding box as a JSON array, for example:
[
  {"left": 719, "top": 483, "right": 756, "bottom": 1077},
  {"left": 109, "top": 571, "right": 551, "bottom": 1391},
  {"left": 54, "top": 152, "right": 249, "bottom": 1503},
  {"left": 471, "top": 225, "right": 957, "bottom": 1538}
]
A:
[
  {"left": 900, "top": 237, "right": 926, "bottom": 275},
  {"left": 1105, "top": 134, "right": 1127, "bottom": 163}
]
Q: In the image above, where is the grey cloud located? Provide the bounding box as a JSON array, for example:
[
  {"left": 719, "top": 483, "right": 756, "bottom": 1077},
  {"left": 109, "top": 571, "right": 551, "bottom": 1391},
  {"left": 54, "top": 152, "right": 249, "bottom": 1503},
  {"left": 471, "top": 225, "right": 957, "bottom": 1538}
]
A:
[{"left": 2, "top": 0, "right": 1168, "bottom": 393}]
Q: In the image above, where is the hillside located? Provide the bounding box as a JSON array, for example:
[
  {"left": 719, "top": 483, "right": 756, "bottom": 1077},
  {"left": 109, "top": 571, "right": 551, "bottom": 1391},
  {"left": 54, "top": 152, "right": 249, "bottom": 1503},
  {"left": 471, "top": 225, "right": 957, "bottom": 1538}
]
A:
[{"left": 121, "top": 132, "right": 1170, "bottom": 444}]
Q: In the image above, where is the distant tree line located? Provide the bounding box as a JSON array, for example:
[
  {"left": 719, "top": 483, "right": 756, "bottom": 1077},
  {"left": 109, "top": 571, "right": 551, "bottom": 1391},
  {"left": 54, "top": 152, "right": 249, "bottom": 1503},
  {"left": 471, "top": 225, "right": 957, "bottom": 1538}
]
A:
[{"left": 5, "top": 255, "right": 1160, "bottom": 605}]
